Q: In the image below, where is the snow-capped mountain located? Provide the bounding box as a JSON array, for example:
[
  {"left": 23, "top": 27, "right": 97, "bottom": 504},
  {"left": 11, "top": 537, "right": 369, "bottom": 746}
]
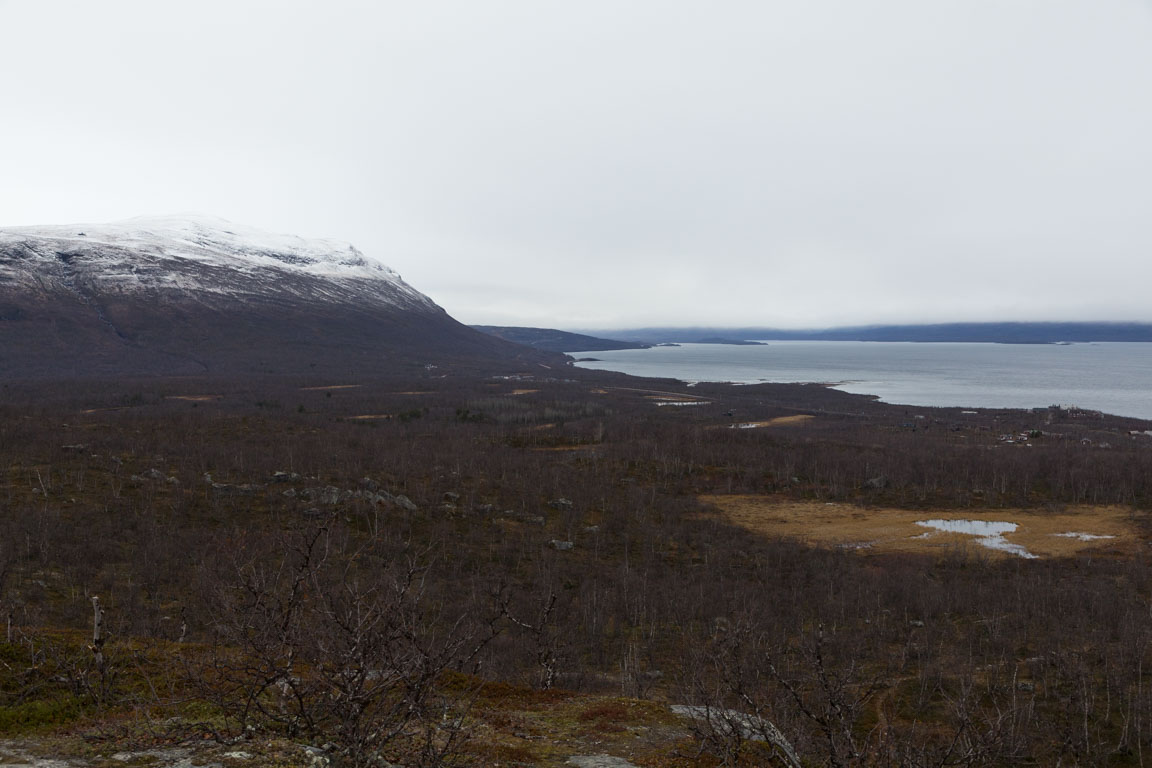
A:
[
  {"left": 0, "top": 215, "right": 437, "bottom": 310},
  {"left": 0, "top": 215, "right": 543, "bottom": 377}
]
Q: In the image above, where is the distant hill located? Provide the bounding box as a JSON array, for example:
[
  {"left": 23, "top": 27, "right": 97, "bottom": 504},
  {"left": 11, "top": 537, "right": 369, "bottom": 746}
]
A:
[
  {"left": 472, "top": 326, "right": 650, "bottom": 353},
  {"left": 587, "top": 322, "right": 1152, "bottom": 344}
]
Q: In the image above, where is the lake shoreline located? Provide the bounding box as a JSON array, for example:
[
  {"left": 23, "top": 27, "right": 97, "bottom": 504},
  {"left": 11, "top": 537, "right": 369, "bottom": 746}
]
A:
[{"left": 572, "top": 340, "right": 1152, "bottom": 420}]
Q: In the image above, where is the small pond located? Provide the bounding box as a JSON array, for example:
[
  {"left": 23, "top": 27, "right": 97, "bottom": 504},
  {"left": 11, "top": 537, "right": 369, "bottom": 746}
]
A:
[{"left": 915, "top": 519, "right": 1037, "bottom": 559}]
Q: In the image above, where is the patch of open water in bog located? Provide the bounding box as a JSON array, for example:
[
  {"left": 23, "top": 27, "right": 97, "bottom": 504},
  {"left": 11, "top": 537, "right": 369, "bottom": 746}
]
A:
[{"left": 915, "top": 519, "right": 1037, "bottom": 559}]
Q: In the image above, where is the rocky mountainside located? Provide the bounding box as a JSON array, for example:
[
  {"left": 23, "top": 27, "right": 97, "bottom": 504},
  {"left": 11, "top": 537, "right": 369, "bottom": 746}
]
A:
[{"left": 0, "top": 215, "right": 552, "bottom": 377}]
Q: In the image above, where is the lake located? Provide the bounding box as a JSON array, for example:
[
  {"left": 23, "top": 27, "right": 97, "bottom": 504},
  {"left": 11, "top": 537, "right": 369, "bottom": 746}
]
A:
[{"left": 572, "top": 341, "right": 1152, "bottom": 420}]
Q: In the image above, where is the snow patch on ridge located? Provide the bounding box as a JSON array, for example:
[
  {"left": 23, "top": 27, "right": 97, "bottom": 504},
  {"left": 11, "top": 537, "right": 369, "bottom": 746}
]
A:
[{"left": 0, "top": 214, "right": 437, "bottom": 309}]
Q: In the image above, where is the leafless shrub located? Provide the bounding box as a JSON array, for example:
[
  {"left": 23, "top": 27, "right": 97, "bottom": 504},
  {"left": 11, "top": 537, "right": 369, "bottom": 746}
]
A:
[
  {"left": 680, "top": 618, "right": 886, "bottom": 768},
  {"left": 186, "top": 524, "right": 498, "bottom": 767}
]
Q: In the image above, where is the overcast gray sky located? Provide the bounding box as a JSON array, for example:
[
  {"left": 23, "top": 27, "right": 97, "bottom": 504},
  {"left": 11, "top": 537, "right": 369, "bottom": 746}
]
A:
[{"left": 3, "top": 1, "right": 1152, "bottom": 329}]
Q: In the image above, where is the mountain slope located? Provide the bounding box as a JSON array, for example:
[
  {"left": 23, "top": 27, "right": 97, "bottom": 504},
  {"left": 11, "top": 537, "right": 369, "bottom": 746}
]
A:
[
  {"left": 472, "top": 325, "right": 650, "bottom": 353},
  {"left": 0, "top": 215, "right": 552, "bottom": 378}
]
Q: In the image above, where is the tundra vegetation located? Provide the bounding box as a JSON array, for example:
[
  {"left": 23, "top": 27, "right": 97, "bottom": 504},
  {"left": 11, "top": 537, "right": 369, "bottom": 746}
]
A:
[{"left": 2, "top": 368, "right": 1152, "bottom": 766}]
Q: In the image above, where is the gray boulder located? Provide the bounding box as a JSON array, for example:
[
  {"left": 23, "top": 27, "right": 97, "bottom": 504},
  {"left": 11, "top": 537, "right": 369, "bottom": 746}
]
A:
[
  {"left": 672, "top": 705, "right": 802, "bottom": 768},
  {"left": 300, "top": 486, "right": 342, "bottom": 504},
  {"left": 567, "top": 757, "right": 639, "bottom": 768},
  {"left": 393, "top": 494, "right": 418, "bottom": 512}
]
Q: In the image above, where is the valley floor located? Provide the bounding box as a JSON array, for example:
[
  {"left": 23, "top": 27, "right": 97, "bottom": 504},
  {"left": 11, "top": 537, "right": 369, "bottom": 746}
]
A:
[{"left": 3, "top": 366, "right": 1152, "bottom": 766}]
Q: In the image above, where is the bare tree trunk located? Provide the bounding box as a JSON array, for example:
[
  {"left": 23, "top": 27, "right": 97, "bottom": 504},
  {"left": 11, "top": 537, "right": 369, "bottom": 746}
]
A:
[{"left": 90, "top": 595, "right": 105, "bottom": 669}]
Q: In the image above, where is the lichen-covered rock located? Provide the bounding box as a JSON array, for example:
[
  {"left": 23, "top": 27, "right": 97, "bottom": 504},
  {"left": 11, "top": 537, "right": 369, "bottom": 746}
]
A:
[{"left": 567, "top": 756, "right": 639, "bottom": 768}]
